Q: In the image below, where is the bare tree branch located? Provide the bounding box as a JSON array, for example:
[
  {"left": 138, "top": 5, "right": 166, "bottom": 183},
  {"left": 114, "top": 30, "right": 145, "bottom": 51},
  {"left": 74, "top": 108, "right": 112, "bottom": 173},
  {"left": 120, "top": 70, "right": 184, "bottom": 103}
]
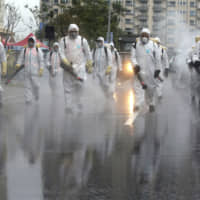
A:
[{"left": 4, "top": 3, "right": 21, "bottom": 47}]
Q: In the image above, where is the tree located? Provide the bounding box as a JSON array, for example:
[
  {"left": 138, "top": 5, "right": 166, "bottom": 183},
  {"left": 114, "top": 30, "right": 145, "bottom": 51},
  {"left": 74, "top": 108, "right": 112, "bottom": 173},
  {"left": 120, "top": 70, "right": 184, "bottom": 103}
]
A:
[
  {"left": 4, "top": 4, "right": 21, "bottom": 47},
  {"left": 29, "top": 0, "right": 125, "bottom": 47},
  {"left": 51, "top": 0, "right": 125, "bottom": 46},
  {"left": 69, "top": 0, "right": 125, "bottom": 45}
]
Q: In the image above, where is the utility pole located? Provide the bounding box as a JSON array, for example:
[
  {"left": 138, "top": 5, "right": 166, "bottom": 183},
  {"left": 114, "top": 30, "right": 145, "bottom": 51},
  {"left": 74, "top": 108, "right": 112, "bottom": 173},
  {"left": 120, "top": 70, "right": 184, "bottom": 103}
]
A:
[{"left": 107, "top": 0, "right": 112, "bottom": 43}]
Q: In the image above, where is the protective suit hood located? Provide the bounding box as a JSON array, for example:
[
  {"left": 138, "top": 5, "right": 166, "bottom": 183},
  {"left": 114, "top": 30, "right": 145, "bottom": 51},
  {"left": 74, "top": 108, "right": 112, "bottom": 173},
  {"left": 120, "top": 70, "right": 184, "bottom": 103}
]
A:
[
  {"left": 28, "top": 36, "right": 36, "bottom": 43},
  {"left": 154, "top": 37, "right": 161, "bottom": 43},
  {"left": 110, "top": 42, "right": 114, "bottom": 47},
  {"left": 141, "top": 28, "right": 150, "bottom": 35},
  {"left": 96, "top": 36, "right": 104, "bottom": 43},
  {"left": 53, "top": 42, "right": 59, "bottom": 47},
  {"left": 68, "top": 24, "right": 79, "bottom": 32}
]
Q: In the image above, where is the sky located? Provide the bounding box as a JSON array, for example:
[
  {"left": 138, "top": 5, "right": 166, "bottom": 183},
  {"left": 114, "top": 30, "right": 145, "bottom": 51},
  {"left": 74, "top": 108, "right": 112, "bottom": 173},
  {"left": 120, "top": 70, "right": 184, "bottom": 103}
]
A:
[
  {"left": 5, "top": 0, "right": 40, "bottom": 40},
  {"left": 6, "top": 0, "right": 39, "bottom": 8}
]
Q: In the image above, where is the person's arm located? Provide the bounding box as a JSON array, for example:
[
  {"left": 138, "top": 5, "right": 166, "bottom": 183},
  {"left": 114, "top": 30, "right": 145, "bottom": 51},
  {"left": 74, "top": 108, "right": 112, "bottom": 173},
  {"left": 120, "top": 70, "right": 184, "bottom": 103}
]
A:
[
  {"left": 59, "top": 37, "right": 66, "bottom": 61},
  {"left": 59, "top": 37, "right": 71, "bottom": 66},
  {"left": 163, "top": 50, "right": 169, "bottom": 69},
  {"left": 0, "top": 43, "right": 6, "bottom": 63},
  {"left": 38, "top": 48, "right": 44, "bottom": 70},
  {"left": 83, "top": 38, "right": 92, "bottom": 62},
  {"left": 0, "top": 43, "right": 7, "bottom": 75},
  {"left": 46, "top": 52, "right": 51, "bottom": 67},
  {"left": 116, "top": 51, "right": 122, "bottom": 71},
  {"left": 130, "top": 46, "right": 138, "bottom": 66},
  {"left": 153, "top": 44, "right": 161, "bottom": 71}
]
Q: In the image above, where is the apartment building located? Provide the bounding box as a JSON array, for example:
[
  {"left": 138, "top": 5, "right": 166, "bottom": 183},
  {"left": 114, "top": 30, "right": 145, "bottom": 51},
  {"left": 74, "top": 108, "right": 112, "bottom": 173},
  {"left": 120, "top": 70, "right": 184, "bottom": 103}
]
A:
[
  {"left": 40, "top": 0, "right": 200, "bottom": 49},
  {"left": 118, "top": 0, "right": 167, "bottom": 42},
  {"left": 40, "top": 0, "right": 72, "bottom": 17},
  {"left": 197, "top": 0, "right": 200, "bottom": 29},
  {"left": 167, "top": 0, "right": 197, "bottom": 49}
]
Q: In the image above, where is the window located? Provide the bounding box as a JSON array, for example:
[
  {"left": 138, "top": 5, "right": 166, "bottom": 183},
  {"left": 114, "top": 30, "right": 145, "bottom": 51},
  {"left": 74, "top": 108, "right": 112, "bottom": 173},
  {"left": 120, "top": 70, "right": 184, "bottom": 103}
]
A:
[
  {"left": 167, "top": 19, "right": 175, "bottom": 25},
  {"left": 190, "top": 10, "right": 196, "bottom": 17},
  {"left": 54, "top": 8, "right": 58, "bottom": 15},
  {"left": 168, "top": 1, "right": 176, "bottom": 7},
  {"left": 61, "top": 0, "right": 69, "bottom": 3},
  {"left": 54, "top": 0, "right": 58, "bottom": 4},
  {"left": 179, "top": 1, "right": 186, "bottom": 5},
  {"left": 167, "top": 38, "right": 174, "bottom": 43},
  {"left": 126, "top": 0, "right": 132, "bottom": 6},
  {"left": 168, "top": 10, "right": 176, "bottom": 16},
  {"left": 190, "top": 19, "right": 195, "bottom": 25},
  {"left": 167, "top": 28, "right": 174, "bottom": 33},
  {"left": 190, "top": 2, "right": 195, "bottom": 7},
  {"left": 125, "top": 18, "right": 132, "bottom": 24},
  {"left": 126, "top": 10, "right": 132, "bottom": 15},
  {"left": 125, "top": 28, "right": 132, "bottom": 32}
]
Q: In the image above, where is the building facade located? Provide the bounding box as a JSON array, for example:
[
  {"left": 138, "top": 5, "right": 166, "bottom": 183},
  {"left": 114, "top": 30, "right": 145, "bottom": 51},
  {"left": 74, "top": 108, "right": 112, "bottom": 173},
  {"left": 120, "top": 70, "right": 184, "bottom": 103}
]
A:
[
  {"left": 166, "top": 0, "right": 197, "bottom": 49},
  {"left": 40, "top": 0, "right": 200, "bottom": 49},
  {"left": 40, "top": 0, "right": 72, "bottom": 17}
]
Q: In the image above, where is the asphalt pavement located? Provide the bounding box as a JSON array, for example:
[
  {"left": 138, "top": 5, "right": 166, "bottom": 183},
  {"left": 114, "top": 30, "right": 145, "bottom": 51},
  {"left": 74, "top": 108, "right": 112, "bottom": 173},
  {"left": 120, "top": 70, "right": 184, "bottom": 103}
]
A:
[{"left": 0, "top": 74, "right": 200, "bottom": 200}]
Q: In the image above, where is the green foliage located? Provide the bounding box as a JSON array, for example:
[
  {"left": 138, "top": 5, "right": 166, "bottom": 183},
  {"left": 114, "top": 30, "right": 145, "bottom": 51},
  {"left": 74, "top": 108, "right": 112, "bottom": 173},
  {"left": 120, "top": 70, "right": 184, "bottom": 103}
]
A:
[{"left": 48, "top": 0, "right": 125, "bottom": 46}]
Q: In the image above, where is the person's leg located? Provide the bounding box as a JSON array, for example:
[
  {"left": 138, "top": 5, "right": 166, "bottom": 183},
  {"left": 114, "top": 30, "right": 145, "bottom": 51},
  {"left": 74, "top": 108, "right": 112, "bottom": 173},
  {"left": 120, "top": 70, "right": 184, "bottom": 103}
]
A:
[
  {"left": 145, "top": 87, "right": 156, "bottom": 112},
  {"left": 73, "top": 81, "right": 84, "bottom": 113},
  {"left": 63, "top": 72, "right": 73, "bottom": 113},
  {"left": 25, "top": 75, "right": 33, "bottom": 104},
  {"left": 31, "top": 76, "right": 40, "bottom": 101}
]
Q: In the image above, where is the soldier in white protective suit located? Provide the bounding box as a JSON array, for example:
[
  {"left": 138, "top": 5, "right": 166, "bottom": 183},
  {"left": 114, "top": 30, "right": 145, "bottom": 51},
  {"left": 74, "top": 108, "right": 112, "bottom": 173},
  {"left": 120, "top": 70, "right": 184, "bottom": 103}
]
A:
[
  {"left": 46, "top": 42, "right": 63, "bottom": 96},
  {"left": 0, "top": 41, "right": 7, "bottom": 107},
  {"left": 190, "top": 36, "right": 200, "bottom": 105},
  {"left": 59, "top": 24, "right": 92, "bottom": 114},
  {"left": 92, "top": 37, "right": 112, "bottom": 97},
  {"left": 109, "top": 42, "right": 122, "bottom": 95},
  {"left": 16, "top": 36, "right": 44, "bottom": 104},
  {"left": 131, "top": 28, "right": 161, "bottom": 112},
  {"left": 154, "top": 37, "right": 169, "bottom": 99}
]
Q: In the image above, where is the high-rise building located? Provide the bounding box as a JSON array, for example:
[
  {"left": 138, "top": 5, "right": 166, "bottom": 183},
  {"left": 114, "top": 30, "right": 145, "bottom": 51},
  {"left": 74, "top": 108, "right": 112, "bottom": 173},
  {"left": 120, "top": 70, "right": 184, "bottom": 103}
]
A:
[
  {"left": 40, "top": 0, "right": 200, "bottom": 49},
  {"left": 118, "top": 0, "right": 167, "bottom": 41},
  {"left": 40, "top": 0, "right": 72, "bottom": 18},
  {"left": 197, "top": 0, "right": 200, "bottom": 29},
  {"left": 166, "top": 0, "right": 197, "bottom": 49}
]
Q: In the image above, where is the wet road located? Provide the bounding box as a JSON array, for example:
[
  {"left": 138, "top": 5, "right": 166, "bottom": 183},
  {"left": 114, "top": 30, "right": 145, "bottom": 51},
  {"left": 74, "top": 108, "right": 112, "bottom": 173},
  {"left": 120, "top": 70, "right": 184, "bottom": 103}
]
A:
[{"left": 0, "top": 75, "right": 200, "bottom": 200}]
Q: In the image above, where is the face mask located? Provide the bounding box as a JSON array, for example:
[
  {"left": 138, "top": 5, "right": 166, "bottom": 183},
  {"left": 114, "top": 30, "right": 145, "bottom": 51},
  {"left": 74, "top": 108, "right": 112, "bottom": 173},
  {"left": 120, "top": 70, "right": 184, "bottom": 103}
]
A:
[
  {"left": 69, "top": 31, "right": 78, "bottom": 39},
  {"left": 54, "top": 46, "right": 58, "bottom": 52},
  {"left": 97, "top": 42, "right": 103, "bottom": 48},
  {"left": 28, "top": 42, "right": 34, "bottom": 48},
  {"left": 141, "top": 37, "right": 148, "bottom": 44}
]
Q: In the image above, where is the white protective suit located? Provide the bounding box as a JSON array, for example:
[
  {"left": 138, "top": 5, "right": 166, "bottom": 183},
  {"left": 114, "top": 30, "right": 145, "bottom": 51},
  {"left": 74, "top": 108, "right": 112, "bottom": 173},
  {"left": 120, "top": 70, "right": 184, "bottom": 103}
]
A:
[
  {"left": 59, "top": 24, "right": 92, "bottom": 112},
  {"left": 0, "top": 42, "right": 6, "bottom": 104},
  {"left": 131, "top": 32, "right": 161, "bottom": 108},
  {"left": 155, "top": 38, "right": 169, "bottom": 98},
  {"left": 93, "top": 37, "right": 112, "bottom": 94},
  {"left": 16, "top": 37, "right": 44, "bottom": 103},
  {"left": 191, "top": 42, "right": 200, "bottom": 104},
  {"left": 109, "top": 43, "right": 122, "bottom": 94},
  {"left": 46, "top": 42, "right": 63, "bottom": 96}
]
